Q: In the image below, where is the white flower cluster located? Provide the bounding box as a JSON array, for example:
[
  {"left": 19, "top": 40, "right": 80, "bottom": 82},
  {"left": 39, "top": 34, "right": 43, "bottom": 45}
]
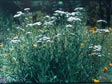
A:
[
  {"left": 66, "top": 24, "right": 73, "bottom": 28},
  {"left": 93, "top": 45, "right": 102, "bottom": 52},
  {"left": 97, "top": 20, "right": 107, "bottom": 23},
  {"left": 43, "top": 21, "right": 54, "bottom": 27},
  {"left": 95, "top": 29, "right": 110, "bottom": 33},
  {"left": 71, "top": 12, "right": 81, "bottom": 16},
  {"left": 54, "top": 9, "right": 82, "bottom": 17},
  {"left": 10, "top": 36, "right": 21, "bottom": 44},
  {"left": 89, "top": 45, "right": 102, "bottom": 52},
  {"left": 67, "top": 16, "right": 81, "bottom": 22},
  {"left": 37, "top": 36, "right": 52, "bottom": 43},
  {"left": 25, "top": 32, "right": 32, "bottom": 35},
  {"left": 89, "top": 44, "right": 102, "bottom": 57},
  {"left": 24, "top": 8, "right": 30, "bottom": 11},
  {"left": 26, "top": 22, "right": 42, "bottom": 27},
  {"left": 44, "top": 15, "right": 57, "bottom": 27},
  {"left": 54, "top": 10, "right": 66, "bottom": 16},
  {"left": 55, "top": 7, "right": 84, "bottom": 23},
  {"left": 43, "top": 7, "right": 85, "bottom": 27},
  {"left": 74, "top": 7, "right": 84, "bottom": 11},
  {"left": 14, "top": 11, "right": 24, "bottom": 18}
]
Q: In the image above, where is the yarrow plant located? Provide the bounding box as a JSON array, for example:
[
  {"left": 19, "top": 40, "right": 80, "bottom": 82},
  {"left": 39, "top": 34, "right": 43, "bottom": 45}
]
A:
[{"left": 0, "top": 7, "right": 112, "bottom": 83}]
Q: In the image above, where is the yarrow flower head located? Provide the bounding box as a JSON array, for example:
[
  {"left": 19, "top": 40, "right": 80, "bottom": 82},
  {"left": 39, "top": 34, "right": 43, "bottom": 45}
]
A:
[
  {"left": 10, "top": 36, "right": 21, "bottom": 44},
  {"left": 24, "top": 8, "right": 30, "bottom": 11},
  {"left": 95, "top": 29, "right": 110, "bottom": 33},
  {"left": 93, "top": 45, "right": 102, "bottom": 52},
  {"left": 66, "top": 24, "right": 73, "bottom": 28},
  {"left": 37, "top": 36, "right": 52, "bottom": 43},
  {"left": 97, "top": 20, "right": 107, "bottom": 23},
  {"left": 89, "top": 45, "right": 102, "bottom": 52},
  {"left": 33, "top": 22, "right": 42, "bottom": 26},
  {"left": 44, "top": 21, "right": 54, "bottom": 27},
  {"left": 51, "top": 16, "right": 57, "bottom": 21},
  {"left": 10, "top": 39, "right": 21, "bottom": 44},
  {"left": 70, "top": 12, "right": 81, "bottom": 16},
  {"left": 17, "top": 11, "right": 23, "bottom": 14},
  {"left": 26, "top": 22, "right": 42, "bottom": 27},
  {"left": 54, "top": 10, "right": 66, "bottom": 15},
  {"left": 65, "top": 12, "right": 71, "bottom": 18},
  {"left": 74, "top": 7, "right": 84, "bottom": 11},
  {"left": 14, "top": 11, "right": 24, "bottom": 18},
  {"left": 54, "top": 10, "right": 66, "bottom": 16},
  {"left": 25, "top": 32, "right": 32, "bottom": 35},
  {"left": 45, "top": 15, "right": 51, "bottom": 20},
  {"left": 67, "top": 16, "right": 81, "bottom": 22}
]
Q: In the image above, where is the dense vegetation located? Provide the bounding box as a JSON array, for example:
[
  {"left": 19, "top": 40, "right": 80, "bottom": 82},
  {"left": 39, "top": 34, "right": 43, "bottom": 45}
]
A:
[{"left": 0, "top": 0, "right": 112, "bottom": 83}]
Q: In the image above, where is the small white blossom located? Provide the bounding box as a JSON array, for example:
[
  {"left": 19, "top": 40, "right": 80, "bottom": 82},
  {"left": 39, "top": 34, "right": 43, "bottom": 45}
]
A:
[
  {"left": 103, "top": 29, "right": 110, "bottom": 32},
  {"left": 89, "top": 44, "right": 94, "bottom": 48},
  {"left": 24, "top": 8, "right": 30, "bottom": 11},
  {"left": 25, "top": 32, "right": 32, "bottom": 35},
  {"left": 45, "top": 15, "right": 50, "bottom": 19},
  {"left": 95, "top": 29, "right": 110, "bottom": 33},
  {"left": 33, "top": 22, "right": 42, "bottom": 26},
  {"left": 51, "top": 16, "right": 57, "bottom": 20},
  {"left": 10, "top": 36, "right": 21, "bottom": 44},
  {"left": 71, "top": 12, "right": 81, "bottom": 16},
  {"left": 54, "top": 10, "right": 65, "bottom": 14},
  {"left": 17, "top": 11, "right": 23, "bottom": 14},
  {"left": 26, "top": 23, "right": 33, "bottom": 27},
  {"left": 14, "top": 11, "right": 24, "bottom": 18},
  {"left": 67, "top": 16, "right": 81, "bottom": 22},
  {"left": 13, "top": 36, "right": 18, "bottom": 40},
  {"left": 7, "top": 28, "right": 10, "bottom": 31},
  {"left": 26, "top": 22, "right": 42, "bottom": 27},
  {"left": 89, "top": 52, "right": 102, "bottom": 57},
  {"left": 98, "top": 54, "right": 102, "bottom": 57},
  {"left": 70, "top": 33, "right": 75, "bottom": 35},
  {"left": 40, "top": 37, "right": 50, "bottom": 40},
  {"left": 10, "top": 39, "right": 21, "bottom": 44},
  {"left": 37, "top": 36, "right": 52, "bottom": 43},
  {"left": 54, "top": 10, "right": 66, "bottom": 16},
  {"left": 97, "top": 20, "right": 107, "bottom": 23},
  {"left": 74, "top": 7, "right": 84, "bottom": 11},
  {"left": 36, "top": 35, "right": 43, "bottom": 38},
  {"left": 44, "top": 21, "right": 53, "bottom": 26},
  {"left": 66, "top": 24, "right": 73, "bottom": 28},
  {"left": 53, "top": 13, "right": 58, "bottom": 16},
  {"left": 93, "top": 45, "right": 102, "bottom": 52},
  {"left": 89, "top": 46, "right": 93, "bottom": 49},
  {"left": 14, "top": 14, "right": 23, "bottom": 18},
  {"left": 65, "top": 12, "right": 71, "bottom": 17},
  {"left": 37, "top": 40, "right": 42, "bottom": 43}
]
